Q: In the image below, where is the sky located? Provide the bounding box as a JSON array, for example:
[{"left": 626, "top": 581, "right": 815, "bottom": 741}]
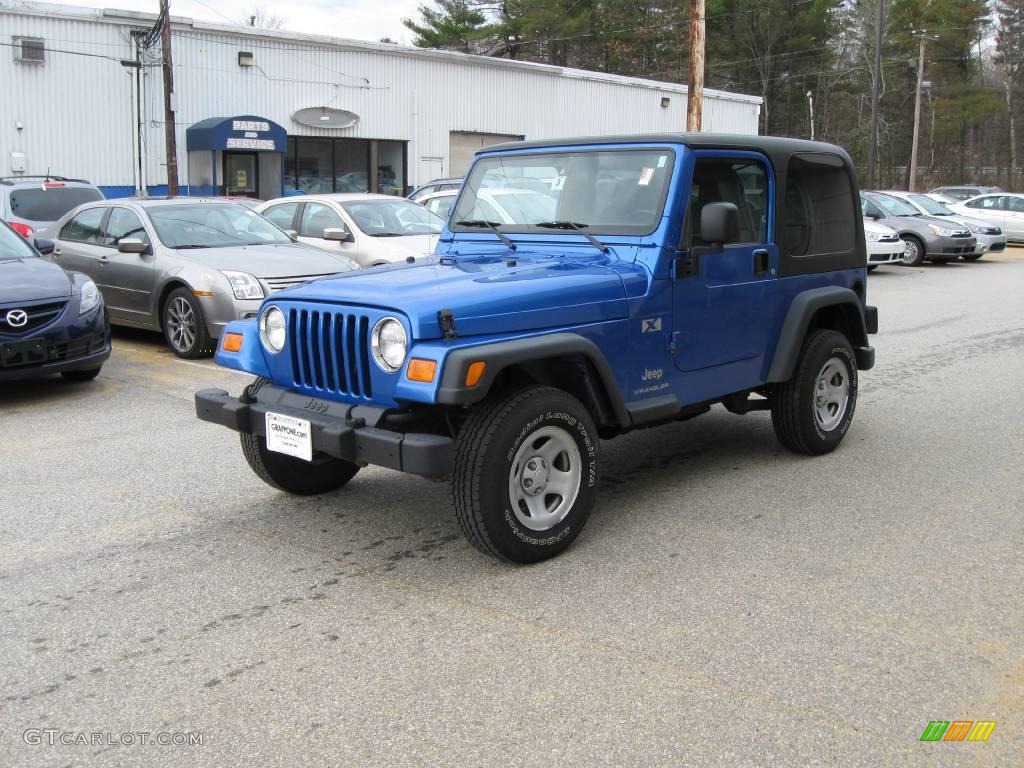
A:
[{"left": 47, "top": 0, "right": 425, "bottom": 45}]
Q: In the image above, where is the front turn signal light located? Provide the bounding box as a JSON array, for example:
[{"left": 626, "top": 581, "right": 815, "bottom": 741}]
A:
[
  {"left": 407, "top": 358, "right": 437, "bottom": 383},
  {"left": 465, "top": 361, "right": 486, "bottom": 387},
  {"left": 222, "top": 332, "right": 244, "bottom": 353}
]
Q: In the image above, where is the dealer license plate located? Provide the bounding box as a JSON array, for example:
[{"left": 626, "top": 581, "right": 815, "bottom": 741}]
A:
[{"left": 265, "top": 412, "right": 312, "bottom": 462}]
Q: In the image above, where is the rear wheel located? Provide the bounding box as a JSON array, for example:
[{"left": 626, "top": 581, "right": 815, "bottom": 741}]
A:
[
  {"left": 452, "top": 385, "right": 599, "bottom": 563},
  {"left": 771, "top": 329, "right": 858, "bottom": 455},
  {"left": 163, "top": 287, "right": 213, "bottom": 359},
  {"left": 900, "top": 235, "right": 925, "bottom": 266}
]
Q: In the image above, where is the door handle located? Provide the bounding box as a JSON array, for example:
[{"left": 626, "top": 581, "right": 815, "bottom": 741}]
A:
[
  {"left": 753, "top": 249, "right": 770, "bottom": 274},
  {"left": 98, "top": 255, "right": 110, "bottom": 265},
  {"left": 53, "top": 248, "right": 62, "bottom": 256}
]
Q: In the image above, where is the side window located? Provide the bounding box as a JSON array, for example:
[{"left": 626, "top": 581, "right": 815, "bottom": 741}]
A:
[
  {"left": 59, "top": 208, "right": 106, "bottom": 244},
  {"left": 104, "top": 208, "right": 149, "bottom": 247},
  {"left": 861, "top": 198, "right": 885, "bottom": 219},
  {"left": 972, "top": 196, "right": 1002, "bottom": 210},
  {"left": 1006, "top": 197, "right": 1024, "bottom": 213},
  {"left": 262, "top": 202, "right": 298, "bottom": 231},
  {"left": 426, "top": 197, "right": 453, "bottom": 219},
  {"left": 783, "top": 154, "right": 856, "bottom": 258},
  {"left": 298, "top": 202, "right": 344, "bottom": 238},
  {"left": 688, "top": 158, "right": 769, "bottom": 246}
]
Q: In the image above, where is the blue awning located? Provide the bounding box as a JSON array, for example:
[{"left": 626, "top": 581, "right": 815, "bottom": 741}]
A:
[{"left": 186, "top": 116, "right": 286, "bottom": 153}]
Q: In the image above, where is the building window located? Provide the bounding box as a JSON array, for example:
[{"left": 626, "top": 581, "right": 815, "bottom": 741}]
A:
[
  {"left": 293, "top": 138, "right": 333, "bottom": 194},
  {"left": 334, "top": 140, "right": 369, "bottom": 193},
  {"left": 13, "top": 36, "right": 45, "bottom": 64},
  {"left": 284, "top": 137, "right": 404, "bottom": 196},
  {"left": 377, "top": 141, "right": 405, "bottom": 197}
]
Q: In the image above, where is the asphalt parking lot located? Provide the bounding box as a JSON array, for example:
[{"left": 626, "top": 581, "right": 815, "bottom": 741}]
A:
[{"left": 2, "top": 250, "right": 1023, "bottom": 767}]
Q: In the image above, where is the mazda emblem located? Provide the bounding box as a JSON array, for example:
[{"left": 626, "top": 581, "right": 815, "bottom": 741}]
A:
[{"left": 5, "top": 309, "right": 28, "bottom": 328}]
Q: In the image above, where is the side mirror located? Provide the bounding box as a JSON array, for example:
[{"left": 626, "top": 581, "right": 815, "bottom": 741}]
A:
[
  {"left": 34, "top": 238, "right": 55, "bottom": 256},
  {"left": 284, "top": 229, "right": 299, "bottom": 241},
  {"left": 323, "top": 227, "right": 353, "bottom": 242},
  {"left": 699, "top": 202, "right": 740, "bottom": 246},
  {"left": 117, "top": 238, "right": 148, "bottom": 254},
  {"left": 865, "top": 211, "right": 880, "bottom": 220}
]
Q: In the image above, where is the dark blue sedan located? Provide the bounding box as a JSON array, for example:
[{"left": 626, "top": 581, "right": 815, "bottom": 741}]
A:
[{"left": 0, "top": 221, "right": 110, "bottom": 382}]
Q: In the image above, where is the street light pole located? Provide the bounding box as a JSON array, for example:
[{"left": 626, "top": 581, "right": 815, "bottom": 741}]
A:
[{"left": 806, "top": 90, "right": 815, "bottom": 140}]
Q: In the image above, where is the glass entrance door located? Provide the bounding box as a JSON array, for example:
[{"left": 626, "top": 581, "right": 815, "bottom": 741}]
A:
[{"left": 223, "top": 153, "right": 258, "bottom": 197}]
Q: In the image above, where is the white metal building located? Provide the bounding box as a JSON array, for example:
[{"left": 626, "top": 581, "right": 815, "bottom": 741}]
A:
[{"left": 0, "top": 0, "right": 763, "bottom": 199}]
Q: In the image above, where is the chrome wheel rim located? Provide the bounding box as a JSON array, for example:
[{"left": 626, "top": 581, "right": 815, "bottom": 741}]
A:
[
  {"left": 166, "top": 297, "right": 196, "bottom": 353},
  {"left": 814, "top": 357, "right": 850, "bottom": 432},
  {"left": 901, "top": 238, "right": 919, "bottom": 265},
  {"left": 508, "top": 425, "right": 582, "bottom": 531}
]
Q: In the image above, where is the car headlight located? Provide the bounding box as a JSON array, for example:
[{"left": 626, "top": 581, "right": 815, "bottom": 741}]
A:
[
  {"left": 78, "top": 279, "right": 100, "bottom": 314},
  {"left": 222, "top": 270, "right": 265, "bottom": 300},
  {"left": 865, "top": 231, "right": 883, "bottom": 242},
  {"left": 259, "top": 306, "right": 286, "bottom": 353},
  {"left": 928, "top": 224, "right": 956, "bottom": 237},
  {"left": 963, "top": 221, "right": 980, "bottom": 233},
  {"left": 371, "top": 317, "right": 408, "bottom": 372}
]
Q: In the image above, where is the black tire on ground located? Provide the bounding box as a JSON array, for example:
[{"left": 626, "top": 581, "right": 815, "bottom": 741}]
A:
[
  {"left": 961, "top": 253, "right": 983, "bottom": 261},
  {"left": 162, "top": 287, "right": 214, "bottom": 359},
  {"left": 866, "top": 265, "right": 878, "bottom": 272},
  {"left": 61, "top": 366, "right": 102, "bottom": 382},
  {"left": 452, "top": 385, "right": 600, "bottom": 563},
  {"left": 238, "top": 376, "right": 360, "bottom": 495},
  {"left": 770, "top": 329, "right": 858, "bottom": 456},
  {"left": 900, "top": 235, "right": 925, "bottom": 266},
  {"left": 240, "top": 431, "right": 361, "bottom": 495},
  {"left": 929, "top": 258, "right": 955, "bottom": 265}
]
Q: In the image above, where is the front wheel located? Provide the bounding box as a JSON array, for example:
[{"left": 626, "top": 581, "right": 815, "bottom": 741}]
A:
[
  {"left": 900, "top": 235, "right": 925, "bottom": 266},
  {"left": 240, "top": 432, "right": 360, "bottom": 495},
  {"left": 961, "top": 253, "right": 983, "bottom": 261},
  {"left": 163, "top": 287, "right": 213, "bottom": 359},
  {"left": 770, "top": 329, "right": 858, "bottom": 455},
  {"left": 452, "top": 386, "right": 600, "bottom": 563}
]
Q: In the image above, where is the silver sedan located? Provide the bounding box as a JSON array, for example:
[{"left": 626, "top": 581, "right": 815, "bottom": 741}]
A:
[{"left": 41, "top": 199, "right": 358, "bottom": 357}]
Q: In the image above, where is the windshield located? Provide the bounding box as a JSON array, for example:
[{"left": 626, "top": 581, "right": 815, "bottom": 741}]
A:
[
  {"left": 340, "top": 199, "right": 443, "bottom": 237},
  {"left": 873, "top": 194, "right": 921, "bottom": 217},
  {"left": 10, "top": 186, "right": 103, "bottom": 222},
  {"left": 451, "top": 148, "right": 675, "bottom": 234},
  {"left": 908, "top": 194, "right": 954, "bottom": 216},
  {"left": 0, "top": 222, "right": 38, "bottom": 261},
  {"left": 147, "top": 204, "right": 292, "bottom": 248}
]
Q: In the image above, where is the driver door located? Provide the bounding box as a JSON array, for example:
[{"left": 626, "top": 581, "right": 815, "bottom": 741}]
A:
[
  {"left": 99, "top": 207, "right": 156, "bottom": 323},
  {"left": 296, "top": 202, "right": 357, "bottom": 257},
  {"left": 672, "top": 153, "right": 778, "bottom": 375}
]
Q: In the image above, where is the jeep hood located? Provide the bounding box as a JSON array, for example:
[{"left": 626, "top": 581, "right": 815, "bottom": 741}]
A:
[{"left": 276, "top": 252, "right": 629, "bottom": 338}]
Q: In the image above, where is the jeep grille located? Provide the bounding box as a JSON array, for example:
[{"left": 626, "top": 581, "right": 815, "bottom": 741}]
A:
[{"left": 288, "top": 308, "right": 373, "bottom": 398}]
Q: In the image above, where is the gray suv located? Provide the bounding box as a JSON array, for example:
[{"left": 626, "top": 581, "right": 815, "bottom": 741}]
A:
[
  {"left": 861, "top": 191, "right": 975, "bottom": 266},
  {"left": 1, "top": 176, "right": 104, "bottom": 239}
]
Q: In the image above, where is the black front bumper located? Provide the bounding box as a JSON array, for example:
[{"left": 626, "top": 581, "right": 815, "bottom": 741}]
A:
[{"left": 195, "top": 383, "right": 453, "bottom": 478}]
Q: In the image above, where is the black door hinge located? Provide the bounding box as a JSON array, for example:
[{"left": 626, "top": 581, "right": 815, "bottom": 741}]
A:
[
  {"left": 673, "top": 253, "right": 699, "bottom": 279},
  {"left": 439, "top": 308, "right": 457, "bottom": 339}
]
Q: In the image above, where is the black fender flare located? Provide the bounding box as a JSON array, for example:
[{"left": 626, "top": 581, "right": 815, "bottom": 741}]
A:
[
  {"left": 435, "top": 332, "right": 630, "bottom": 427},
  {"left": 766, "top": 287, "right": 869, "bottom": 383}
]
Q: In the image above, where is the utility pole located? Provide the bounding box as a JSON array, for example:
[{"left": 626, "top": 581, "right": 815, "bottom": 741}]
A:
[
  {"left": 160, "top": 0, "right": 179, "bottom": 196},
  {"left": 806, "top": 90, "right": 815, "bottom": 140},
  {"left": 909, "top": 31, "right": 933, "bottom": 192},
  {"left": 686, "top": 0, "right": 705, "bottom": 132},
  {"left": 867, "top": 0, "right": 885, "bottom": 189}
]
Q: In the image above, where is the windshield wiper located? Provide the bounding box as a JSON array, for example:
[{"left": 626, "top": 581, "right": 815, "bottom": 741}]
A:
[
  {"left": 172, "top": 244, "right": 212, "bottom": 249},
  {"left": 533, "top": 221, "right": 609, "bottom": 253},
  {"left": 454, "top": 219, "right": 517, "bottom": 251}
]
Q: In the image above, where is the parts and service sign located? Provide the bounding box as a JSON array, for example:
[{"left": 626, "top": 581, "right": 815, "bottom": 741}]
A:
[{"left": 265, "top": 412, "right": 313, "bottom": 461}]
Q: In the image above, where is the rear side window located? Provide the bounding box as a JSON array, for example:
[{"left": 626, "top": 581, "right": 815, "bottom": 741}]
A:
[
  {"left": 10, "top": 187, "right": 103, "bottom": 222},
  {"left": 60, "top": 208, "right": 106, "bottom": 244},
  {"left": 783, "top": 154, "right": 856, "bottom": 258},
  {"left": 1007, "top": 197, "right": 1024, "bottom": 213},
  {"left": 262, "top": 202, "right": 298, "bottom": 230}
]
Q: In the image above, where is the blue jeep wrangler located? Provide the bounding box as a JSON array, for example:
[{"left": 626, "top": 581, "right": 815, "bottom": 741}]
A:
[{"left": 196, "top": 134, "right": 877, "bottom": 563}]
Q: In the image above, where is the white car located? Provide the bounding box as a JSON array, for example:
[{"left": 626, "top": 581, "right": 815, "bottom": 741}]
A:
[
  {"left": 948, "top": 193, "right": 1024, "bottom": 243},
  {"left": 417, "top": 187, "right": 557, "bottom": 225},
  {"left": 880, "top": 190, "right": 1006, "bottom": 260},
  {"left": 863, "top": 218, "right": 907, "bottom": 270},
  {"left": 257, "top": 193, "right": 443, "bottom": 267}
]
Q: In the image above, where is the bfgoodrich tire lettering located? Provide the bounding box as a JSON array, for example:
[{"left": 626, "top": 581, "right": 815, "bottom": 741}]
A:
[
  {"left": 770, "top": 329, "right": 858, "bottom": 455},
  {"left": 452, "top": 385, "right": 599, "bottom": 563}
]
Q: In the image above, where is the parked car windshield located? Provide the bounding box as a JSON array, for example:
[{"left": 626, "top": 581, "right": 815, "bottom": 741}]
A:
[
  {"left": 10, "top": 186, "right": 103, "bottom": 222},
  {"left": 147, "top": 204, "right": 293, "bottom": 248},
  {"left": 0, "top": 222, "right": 38, "bottom": 260},
  {"left": 873, "top": 194, "right": 921, "bottom": 217},
  {"left": 340, "top": 199, "right": 443, "bottom": 237},
  {"left": 908, "top": 194, "right": 954, "bottom": 216},
  {"left": 451, "top": 148, "right": 675, "bottom": 234}
]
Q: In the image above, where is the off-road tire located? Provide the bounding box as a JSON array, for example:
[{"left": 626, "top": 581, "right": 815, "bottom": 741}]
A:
[
  {"left": 61, "top": 367, "right": 102, "bottom": 382},
  {"left": 771, "top": 329, "right": 858, "bottom": 455},
  {"left": 162, "top": 287, "right": 213, "bottom": 359},
  {"left": 452, "top": 385, "right": 600, "bottom": 563},
  {"left": 238, "top": 378, "right": 360, "bottom": 495},
  {"left": 900, "top": 235, "right": 925, "bottom": 266}
]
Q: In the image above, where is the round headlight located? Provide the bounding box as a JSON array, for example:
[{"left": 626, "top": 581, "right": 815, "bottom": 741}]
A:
[
  {"left": 371, "top": 317, "right": 408, "bottom": 372},
  {"left": 260, "top": 306, "right": 286, "bottom": 353}
]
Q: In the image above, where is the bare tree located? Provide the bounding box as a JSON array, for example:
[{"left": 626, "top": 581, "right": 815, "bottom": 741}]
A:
[{"left": 238, "top": 8, "right": 286, "bottom": 29}]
